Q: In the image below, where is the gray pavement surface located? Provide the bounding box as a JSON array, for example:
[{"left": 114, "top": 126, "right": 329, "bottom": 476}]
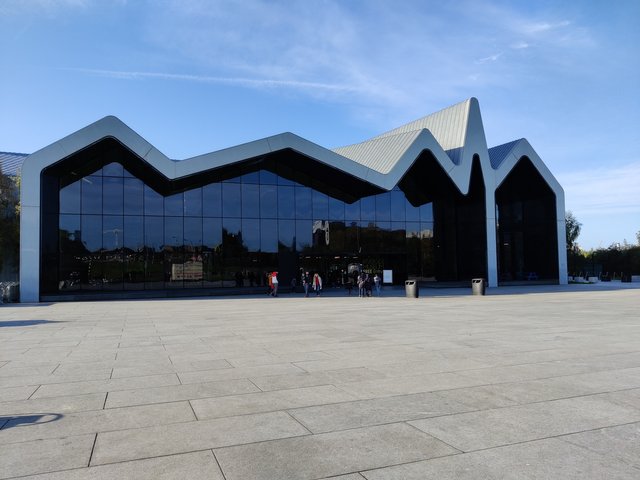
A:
[{"left": 1, "top": 282, "right": 639, "bottom": 479}]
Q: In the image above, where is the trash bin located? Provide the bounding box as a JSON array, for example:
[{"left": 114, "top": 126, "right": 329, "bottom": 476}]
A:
[
  {"left": 471, "top": 278, "right": 485, "bottom": 296},
  {"left": 405, "top": 280, "right": 419, "bottom": 298}
]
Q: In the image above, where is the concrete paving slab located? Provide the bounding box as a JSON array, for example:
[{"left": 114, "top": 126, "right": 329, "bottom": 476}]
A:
[
  {"left": 14, "top": 451, "right": 224, "bottom": 480},
  {"left": 0, "top": 392, "right": 106, "bottom": 416},
  {"left": 250, "top": 367, "right": 389, "bottom": 391},
  {"left": 0, "top": 401, "right": 195, "bottom": 444},
  {"left": 214, "top": 422, "right": 459, "bottom": 480},
  {"left": 0, "top": 433, "right": 95, "bottom": 479},
  {"left": 289, "top": 391, "right": 474, "bottom": 433},
  {"left": 0, "top": 385, "right": 38, "bottom": 402},
  {"left": 362, "top": 436, "right": 640, "bottom": 479},
  {"left": 31, "top": 373, "right": 181, "bottom": 399},
  {"left": 408, "top": 393, "right": 640, "bottom": 452},
  {"left": 91, "top": 411, "right": 309, "bottom": 465},
  {"left": 191, "top": 384, "right": 356, "bottom": 419},
  {"left": 105, "top": 378, "right": 260, "bottom": 408},
  {"left": 177, "top": 363, "right": 305, "bottom": 384}
]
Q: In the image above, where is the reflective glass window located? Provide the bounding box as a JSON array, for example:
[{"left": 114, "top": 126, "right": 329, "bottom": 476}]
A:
[
  {"left": 345, "top": 200, "right": 360, "bottom": 221},
  {"left": 260, "top": 184, "right": 277, "bottom": 218},
  {"left": 103, "top": 216, "right": 123, "bottom": 251},
  {"left": 222, "top": 183, "right": 241, "bottom": 217},
  {"left": 242, "top": 218, "right": 260, "bottom": 252},
  {"left": 296, "top": 219, "right": 312, "bottom": 251},
  {"left": 59, "top": 214, "right": 81, "bottom": 252},
  {"left": 375, "top": 192, "right": 391, "bottom": 222},
  {"left": 260, "top": 219, "right": 278, "bottom": 253},
  {"left": 144, "top": 216, "right": 164, "bottom": 287},
  {"left": 184, "top": 188, "right": 203, "bottom": 217},
  {"left": 277, "top": 174, "right": 295, "bottom": 186},
  {"left": 420, "top": 203, "right": 434, "bottom": 222},
  {"left": 165, "top": 192, "right": 183, "bottom": 217},
  {"left": 312, "top": 191, "right": 329, "bottom": 220},
  {"left": 360, "top": 196, "right": 375, "bottom": 221},
  {"left": 241, "top": 184, "right": 260, "bottom": 218},
  {"left": 184, "top": 217, "right": 203, "bottom": 250},
  {"left": 295, "top": 187, "right": 312, "bottom": 219},
  {"left": 144, "top": 216, "right": 164, "bottom": 251},
  {"left": 278, "top": 219, "right": 295, "bottom": 252},
  {"left": 242, "top": 171, "right": 260, "bottom": 184},
  {"left": 103, "top": 162, "right": 124, "bottom": 177},
  {"left": 81, "top": 215, "right": 102, "bottom": 252},
  {"left": 144, "top": 185, "right": 163, "bottom": 215},
  {"left": 123, "top": 168, "right": 135, "bottom": 178},
  {"left": 81, "top": 176, "right": 102, "bottom": 214},
  {"left": 328, "top": 197, "right": 345, "bottom": 221},
  {"left": 203, "top": 183, "right": 222, "bottom": 217},
  {"left": 123, "top": 216, "right": 143, "bottom": 251},
  {"left": 406, "top": 222, "right": 421, "bottom": 239},
  {"left": 203, "top": 217, "right": 222, "bottom": 249},
  {"left": 164, "top": 217, "right": 183, "bottom": 247},
  {"left": 390, "top": 191, "right": 406, "bottom": 221},
  {"left": 124, "top": 178, "right": 143, "bottom": 215},
  {"left": 421, "top": 222, "right": 434, "bottom": 239},
  {"left": 103, "top": 177, "right": 123, "bottom": 215},
  {"left": 278, "top": 186, "right": 295, "bottom": 219},
  {"left": 60, "top": 180, "right": 81, "bottom": 214},
  {"left": 260, "top": 169, "right": 278, "bottom": 185},
  {"left": 406, "top": 200, "right": 420, "bottom": 221}
]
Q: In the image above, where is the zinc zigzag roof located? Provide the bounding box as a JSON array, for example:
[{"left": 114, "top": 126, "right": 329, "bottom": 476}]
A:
[
  {"left": 0, "top": 152, "right": 28, "bottom": 176},
  {"left": 22, "top": 97, "right": 560, "bottom": 208}
]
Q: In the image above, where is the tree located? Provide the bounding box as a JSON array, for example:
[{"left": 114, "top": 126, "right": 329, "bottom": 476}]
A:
[
  {"left": 636, "top": 230, "right": 640, "bottom": 246},
  {"left": 0, "top": 170, "right": 20, "bottom": 280},
  {"left": 565, "top": 211, "right": 581, "bottom": 252}
]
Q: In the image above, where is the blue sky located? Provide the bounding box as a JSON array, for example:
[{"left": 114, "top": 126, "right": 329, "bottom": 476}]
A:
[{"left": 1, "top": 0, "right": 638, "bottom": 250}]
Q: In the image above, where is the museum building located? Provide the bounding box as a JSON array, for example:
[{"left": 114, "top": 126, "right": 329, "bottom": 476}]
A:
[{"left": 19, "top": 98, "right": 567, "bottom": 302}]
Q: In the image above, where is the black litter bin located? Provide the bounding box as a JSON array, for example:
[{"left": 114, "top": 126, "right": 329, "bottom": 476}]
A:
[
  {"left": 405, "top": 280, "right": 419, "bottom": 298},
  {"left": 471, "top": 278, "right": 485, "bottom": 296}
]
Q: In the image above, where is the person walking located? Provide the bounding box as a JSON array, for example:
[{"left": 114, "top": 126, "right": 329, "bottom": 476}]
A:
[
  {"left": 313, "top": 273, "right": 322, "bottom": 296},
  {"left": 357, "top": 274, "right": 365, "bottom": 298},
  {"left": 271, "top": 271, "right": 279, "bottom": 297},
  {"left": 302, "top": 271, "right": 310, "bottom": 297},
  {"left": 374, "top": 273, "right": 381, "bottom": 296}
]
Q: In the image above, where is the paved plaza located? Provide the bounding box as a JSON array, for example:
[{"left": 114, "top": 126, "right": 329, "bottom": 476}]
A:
[{"left": 1, "top": 283, "right": 639, "bottom": 479}]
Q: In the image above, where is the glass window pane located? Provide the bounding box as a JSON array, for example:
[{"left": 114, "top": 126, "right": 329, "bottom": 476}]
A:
[
  {"left": 277, "top": 219, "right": 295, "bottom": 252},
  {"left": 375, "top": 192, "right": 391, "bottom": 222},
  {"left": 184, "top": 217, "right": 203, "bottom": 250},
  {"left": 242, "top": 218, "right": 260, "bottom": 252},
  {"left": 241, "top": 184, "right": 260, "bottom": 218},
  {"left": 296, "top": 219, "right": 312, "bottom": 252},
  {"left": 390, "top": 191, "right": 406, "bottom": 221},
  {"left": 184, "top": 217, "right": 203, "bottom": 286},
  {"left": 295, "top": 187, "right": 312, "bottom": 219},
  {"left": 360, "top": 196, "right": 375, "bottom": 221},
  {"left": 421, "top": 222, "right": 434, "bottom": 239},
  {"left": 260, "top": 184, "right": 277, "bottom": 219},
  {"left": 203, "top": 183, "right": 222, "bottom": 217},
  {"left": 203, "top": 217, "right": 222, "bottom": 249},
  {"left": 261, "top": 219, "right": 278, "bottom": 253},
  {"left": 406, "top": 200, "right": 420, "bottom": 221},
  {"left": 184, "top": 188, "right": 203, "bottom": 217},
  {"left": 242, "top": 171, "right": 260, "bottom": 184},
  {"left": 123, "top": 168, "right": 135, "bottom": 178},
  {"left": 103, "top": 216, "right": 123, "bottom": 251},
  {"left": 312, "top": 191, "right": 329, "bottom": 219},
  {"left": 328, "top": 197, "right": 345, "bottom": 221},
  {"left": 81, "top": 214, "right": 102, "bottom": 252},
  {"left": 60, "top": 180, "right": 81, "bottom": 214},
  {"left": 103, "top": 162, "right": 124, "bottom": 177},
  {"left": 81, "top": 176, "right": 102, "bottom": 214},
  {"left": 103, "top": 176, "right": 123, "bottom": 215},
  {"left": 124, "top": 178, "right": 143, "bottom": 215},
  {"left": 164, "top": 216, "right": 183, "bottom": 288},
  {"left": 406, "top": 222, "right": 421, "bottom": 239},
  {"left": 123, "top": 216, "right": 143, "bottom": 251},
  {"left": 278, "top": 186, "right": 295, "bottom": 219},
  {"left": 144, "top": 216, "right": 164, "bottom": 287},
  {"left": 260, "top": 169, "right": 278, "bottom": 185},
  {"left": 420, "top": 203, "right": 434, "bottom": 222},
  {"left": 165, "top": 192, "right": 183, "bottom": 217},
  {"left": 345, "top": 199, "right": 360, "bottom": 221},
  {"left": 144, "top": 185, "right": 163, "bottom": 215},
  {"left": 222, "top": 183, "right": 241, "bottom": 217},
  {"left": 164, "top": 217, "right": 183, "bottom": 247},
  {"left": 59, "top": 214, "right": 81, "bottom": 253}
]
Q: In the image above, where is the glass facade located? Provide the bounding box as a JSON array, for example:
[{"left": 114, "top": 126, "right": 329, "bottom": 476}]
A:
[{"left": 40, "top": 141, "right": 495, "bottom": 297}]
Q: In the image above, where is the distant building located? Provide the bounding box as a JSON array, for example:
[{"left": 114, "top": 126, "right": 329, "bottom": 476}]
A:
[{"left": 19, "top": 98, "right": 567, "bottom": 302}]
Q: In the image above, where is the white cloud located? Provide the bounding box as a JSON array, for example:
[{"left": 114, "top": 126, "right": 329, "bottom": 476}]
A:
[
  {"left": 558, "top": 162, "right": 640, "bottom": 216},
  {"left": 522, "top": 20, "right": 571, "bottom": 34},
  {"left": 475, "top": 53, "right": 503, "bottom": 64}
]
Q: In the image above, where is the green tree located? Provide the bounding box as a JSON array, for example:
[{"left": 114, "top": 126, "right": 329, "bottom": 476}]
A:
[
  {"left": 0, "top": 170, "right": 20, "bottom": 280},
  {"left": 565, "top": 211, "right": 581, "bottom": 252}
]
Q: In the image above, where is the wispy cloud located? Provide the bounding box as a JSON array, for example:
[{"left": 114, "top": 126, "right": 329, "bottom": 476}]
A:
[
  {"left": 558, "top": 162, "right": 640, "bottom": 215},
  {"left": 74, "top": 68, "right": 360, "bottom": 94},
  {"left": 522, "top": 20, "right": 571, "bottom": 34},
  {"left": 475, "top": 53, "right": 503, "bottom": 64}
]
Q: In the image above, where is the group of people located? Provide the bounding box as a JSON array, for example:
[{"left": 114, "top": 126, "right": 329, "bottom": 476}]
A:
[
  {"left": 301, "top": 271, "right": 323, "bottom": 297},
  {"left": 351, "top": 272, "right": 381, "bottom": 297}
]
